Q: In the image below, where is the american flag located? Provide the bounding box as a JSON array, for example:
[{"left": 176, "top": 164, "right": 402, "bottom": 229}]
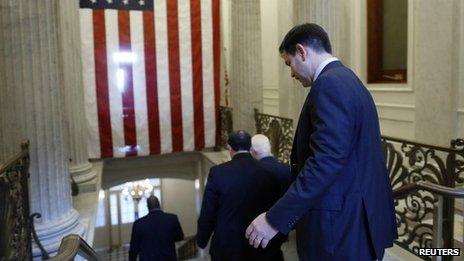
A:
[{"left": 79, "top": 0, "right": 220, "bottom": 158}]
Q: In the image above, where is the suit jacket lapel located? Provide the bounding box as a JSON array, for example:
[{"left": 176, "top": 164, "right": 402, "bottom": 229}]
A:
[{"left": 291, "top": 90, "right": 311, "bottom": 173}]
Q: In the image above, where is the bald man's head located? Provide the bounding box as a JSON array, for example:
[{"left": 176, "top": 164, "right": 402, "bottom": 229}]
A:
[{"left": 147, "top": 195, "right": 160, "bottom": 211}]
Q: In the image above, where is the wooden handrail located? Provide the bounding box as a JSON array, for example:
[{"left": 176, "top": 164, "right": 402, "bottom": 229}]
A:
[
  {"left": 393, "top": 183, "right": 418, "bottom": 198},
  {"left": 393, "top": 181, "right": 464, "bottom": 198},
  {"left": 382, "top": 135, "right": 463, "bottom": 153},
  {"left": 48, "top": 234, "right": 100, "bottom": 261},
  {"left": 254, "top": 108, "right": 294, "bottom": 122}
]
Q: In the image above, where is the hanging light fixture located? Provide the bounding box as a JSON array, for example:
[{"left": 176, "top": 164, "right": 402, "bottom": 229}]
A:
[
  {"left": 122, "top": 179, "right": 155, "bottom": 219},
  {"left": 122, "top": 179, "right": 154, "bottom": 201}
]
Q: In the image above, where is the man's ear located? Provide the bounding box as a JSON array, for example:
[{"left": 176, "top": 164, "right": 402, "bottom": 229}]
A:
[
  {"left": 295, "top": 44, "right": 307, "bottom": 61},
  {"left": 250, "top": 148, "right": 257, "bottom": 157}
]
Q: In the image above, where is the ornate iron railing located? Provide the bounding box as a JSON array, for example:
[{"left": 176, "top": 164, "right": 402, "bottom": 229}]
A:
[
  {"left": 177, "top": 235, "right": 198, "bottom": 260},
  {"left": 0, "top": 140, "right": 32, "bottom": 260},
  {"left": 393, "top": 181, "right": 464, "bottom": 261},
  {"left": 219, "top": 106, "right": 233, "bottom": 149},
  {"left": 251, "top": 109, "right": 464, "bottom": 259},
  {"left": 383, "top": 136, "right": 464, "bottom": 260},
  {"left": 254, "top": 109, "right": 293, "bottom": 164}
]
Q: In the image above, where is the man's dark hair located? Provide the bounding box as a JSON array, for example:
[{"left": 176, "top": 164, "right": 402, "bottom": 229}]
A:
[
  {"left": 227, "top": 130, "right": 251, "bottom": 151},
  {"left": 279, "top": 23, "right": 332, "bottom": 55},
  {"left": 147, "top": 195, "right": 160, "bottom": 210}
]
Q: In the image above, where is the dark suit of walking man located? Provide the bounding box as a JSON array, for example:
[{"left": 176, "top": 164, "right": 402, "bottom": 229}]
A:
[
  {"left": 250, "top": 134, "right": 292, "bottom": 261},
  {"left": 251, "top": 134, "right": 292, "bottom": 197},
  {"left": 197, "top": 131, "right": 281, "bottom": 261},
  {"left": 129, "top": 195, "right": 184, "bottom": 261},
  {"left": 246, "top": 23, "right": 397, "bottom": 260}
]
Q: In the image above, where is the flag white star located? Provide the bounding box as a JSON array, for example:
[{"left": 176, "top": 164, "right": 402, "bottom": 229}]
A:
[
  {"left": 139, "top": 0, "right": 145, "bottom": 6},
  {"left": 106, "top": 0, "right": 113, "bottom": 4},
  {"left": 123, "top": 0, "right": 129, "bottom": 5},
  {"left": 90, "top": 0, "right": 97, "bottom": 3}
]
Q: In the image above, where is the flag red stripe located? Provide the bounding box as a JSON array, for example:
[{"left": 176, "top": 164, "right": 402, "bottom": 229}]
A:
[
  {"left": 118, "top": 10, "right": 137, "bottom": 156},
  {"left": 93, "top": 10, "right": 113, "bottom": 158},
  {"left": 190, "top": 0, "right": 205, "bottom": 150},
  {"left": 167, "top": 0, "right": 183, "bottom": 152},
  {"left": 143, "top": 11, "right": 161, "bottom": 155},
  {"left": 212, "top": 0, "right": 221, "bottom": 146}
]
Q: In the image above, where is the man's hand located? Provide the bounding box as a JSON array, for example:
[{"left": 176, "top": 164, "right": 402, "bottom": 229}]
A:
[{"left": 245, "top": 212, "right": 278, "bottom": 248}]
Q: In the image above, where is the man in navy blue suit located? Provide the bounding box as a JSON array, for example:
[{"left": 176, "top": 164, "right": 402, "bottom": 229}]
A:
[
  {"left": 197, "top": 130, "right": 282, "bottom": 261},
  {"left": 246, "top": 23, "right": 397, "bottom": 260},
  {"left": 250, "top": 134, "right": 292, "bottom": 261},
  {"left": 129, "top": 195, "right": 184, "bottom": 261},
  {"left": 251, "top": 134, "right": 292, "bottom": 197}
]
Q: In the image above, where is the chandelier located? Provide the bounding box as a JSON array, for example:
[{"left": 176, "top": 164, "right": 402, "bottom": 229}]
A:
[{"left": 122, "top": 179, "right": 154, "bottom": 201}]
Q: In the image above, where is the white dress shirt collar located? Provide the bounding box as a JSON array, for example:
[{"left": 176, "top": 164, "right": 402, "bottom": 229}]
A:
[{"left": 314, "top": 57, "right": 339, "bottom": 81}]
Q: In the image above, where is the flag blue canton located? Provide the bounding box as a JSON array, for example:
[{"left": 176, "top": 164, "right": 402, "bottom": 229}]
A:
[{"left": 79, "top": 0, "right": 153, "bottom": 11}]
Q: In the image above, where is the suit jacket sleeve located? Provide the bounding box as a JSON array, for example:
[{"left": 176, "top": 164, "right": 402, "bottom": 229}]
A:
[
  {"left": 129, "top": 221, "right": 140, "bottom": 261},
  {"left": 266, "top": 76, "right": 357, "bottom": 234},
  {"left": 173, "top": 215, "right": 185, "bottom": 242},
  {"left": 197, "top": 167, "right": 220, "bottom": 248},
  {"left": 280, "top": 164, "right": 292, "bottom": 197}
]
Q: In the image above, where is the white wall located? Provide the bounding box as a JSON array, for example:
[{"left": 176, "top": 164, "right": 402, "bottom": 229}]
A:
[
  {"left": 94, "top": 178, "right": 199, "bottom": 250},
  {"left": 223, "top": 0, "right": 464, "bottom": 143},
  {"left": 348, "top": 0, "right": 416, "bottom": 140},
  {"left": 342, "top": 0, "right": 464, "bottom": 144},
  {"left": 161, "top": 178, "right": 198, "bottom": 236}
]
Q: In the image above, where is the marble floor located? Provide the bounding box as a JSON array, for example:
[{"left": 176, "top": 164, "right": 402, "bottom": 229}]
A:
[{"left": 96, "top": 233, "right": 422, "bottom": 261}]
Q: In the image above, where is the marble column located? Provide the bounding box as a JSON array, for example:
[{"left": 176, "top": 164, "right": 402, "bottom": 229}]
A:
[
  {"left": 57, "top": 0, "right": 96, "bottom": 186},
  {"left": 230, "top": 0, "right": 263, "bottom": 132},
  {"left": 0, "top": 0, "right": 85, "bottom": 257},
  {"left": 283, "top": 0, "right": 349, "bottom": 123},
  {"left": 293, "top": 0, "right": 348, "bottom": 60},
  {"left": 276, "top": 0, "right": 298, "bottom": 121},
  {"left": 414, "top": 0, "right": 460, "bottom": 146}
]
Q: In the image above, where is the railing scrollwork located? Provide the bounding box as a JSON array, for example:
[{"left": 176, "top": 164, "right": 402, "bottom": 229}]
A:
[
  {"left": 219, "top": 106, "right": 233, "bottom": 149},
  {"left": 30, "top": 213, "right": 50, "bottom": 259},
  {"left": 248, "top": 109, "right": 464, "bottom": 260},
  {"left": 177, "top": 235, "right": 198, "bottom": 261},
  {"left": 0, "top": 140, "right": 32, "bottom": 260},
  {"left": 254, "top": 109, "right": 293, "bottom": 164},
  {"left": 383, "top": 136, "right": 464, "bottom": 260}
]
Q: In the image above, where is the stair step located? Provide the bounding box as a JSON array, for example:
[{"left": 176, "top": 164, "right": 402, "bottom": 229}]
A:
[{"left": 384, "top": 244, "right": 423, "bottom": 261}]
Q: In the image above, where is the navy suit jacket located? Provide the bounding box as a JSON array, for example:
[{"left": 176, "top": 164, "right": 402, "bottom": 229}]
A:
[
  {"left": 129, "top": 210, "right": 184, "bottom": 261},
  {"left": 259, "top": 156, "right": 292, "bottom": 197},
  {"left": 197, "top": 153, "right": 282, "bottom": 260},
  {"left": 255, "top": 156, "right": 292, "bottom": 260},
  {"left": 266, "top": 61, "right": 397, "bottom": 260}
]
